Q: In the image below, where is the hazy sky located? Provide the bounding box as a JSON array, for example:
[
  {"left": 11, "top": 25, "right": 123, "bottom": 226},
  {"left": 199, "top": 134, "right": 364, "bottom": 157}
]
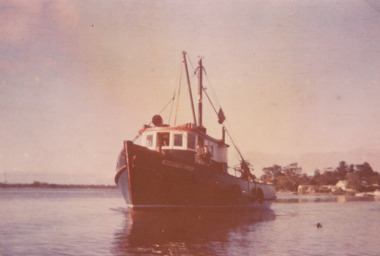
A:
[{"left": 1, "top": 0, "right": 380, "bottom": 184}]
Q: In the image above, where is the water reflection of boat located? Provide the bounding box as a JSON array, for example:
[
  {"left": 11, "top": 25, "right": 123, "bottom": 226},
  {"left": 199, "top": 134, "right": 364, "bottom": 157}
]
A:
[
  {"left": 112, "top": 207, "right": 275, "bottom": 255},
  {"left": 115, "top": 52, "right": 276, "bottom": 208}
]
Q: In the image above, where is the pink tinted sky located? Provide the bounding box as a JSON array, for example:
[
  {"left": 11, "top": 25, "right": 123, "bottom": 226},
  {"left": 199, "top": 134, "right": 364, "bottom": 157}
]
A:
[{"left": 1, "top": 0, "right": 380, "bottom": 184}]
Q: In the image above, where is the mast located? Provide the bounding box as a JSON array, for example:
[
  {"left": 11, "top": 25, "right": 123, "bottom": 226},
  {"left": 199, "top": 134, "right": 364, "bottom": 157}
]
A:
[
  {"left": 198, "top": 58, "right": 203, "bottom": 127},
  {"left": 182, "top": 51, "right": 197, "bottom": 126}
]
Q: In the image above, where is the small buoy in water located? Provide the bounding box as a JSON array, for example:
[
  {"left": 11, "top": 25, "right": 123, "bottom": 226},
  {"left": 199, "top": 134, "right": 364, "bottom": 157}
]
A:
[{"left": 316, "top": 222, "right": 323, "bottom": 229}]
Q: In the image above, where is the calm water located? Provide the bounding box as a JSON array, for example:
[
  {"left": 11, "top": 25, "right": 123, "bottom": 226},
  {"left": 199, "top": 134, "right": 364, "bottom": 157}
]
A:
[{"left": 1, "top": 188, "right": 379, "bottom": 256}]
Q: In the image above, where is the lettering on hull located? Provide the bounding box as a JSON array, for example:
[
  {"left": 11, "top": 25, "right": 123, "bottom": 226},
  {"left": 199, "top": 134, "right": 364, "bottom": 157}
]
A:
[{"left": 162, "top": 159, "right": 195, "bottom": 171}]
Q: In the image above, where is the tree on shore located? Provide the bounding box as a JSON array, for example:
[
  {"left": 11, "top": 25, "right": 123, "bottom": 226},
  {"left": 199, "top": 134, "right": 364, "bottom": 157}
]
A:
[
  {"left": 260, "top": 163, "right": 302, "bottom": 192},
  {"left": 336, "top": 161, "right": 348, "bottom": 180},
  {"left": 261, "top": 164, "right": 282, "bottom": 185},
  {"left": 283, "top": 163, "right": 302, "bottom": 192},
  {"left": 260, "top": 161, "right": 379, "bottom": 192}
]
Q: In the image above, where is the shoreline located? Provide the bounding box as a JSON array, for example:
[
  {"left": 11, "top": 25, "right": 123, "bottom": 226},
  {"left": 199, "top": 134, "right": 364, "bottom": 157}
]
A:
[
  {"left": 0, "top": 184, "right": 351, "bottom": 195},
  {"left": 0, "top": 182, "right": 117, "bottom": 189}
]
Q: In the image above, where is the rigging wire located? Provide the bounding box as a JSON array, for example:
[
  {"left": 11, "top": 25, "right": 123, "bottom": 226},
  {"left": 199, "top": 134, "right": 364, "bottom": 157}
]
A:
[
  {"left": 203, "top": 85, "right": 245, "bottom": 163},
  {"left": 133, "top": 53, "right": 184, "bottom": 142},
  {"left": 223, "top": 123, "right": 245, "bottom": 162},
  {"left": 186, "top": 54, "right": 197, "bottom": 74},
  {"left": 169, "top": 53, "right": 186, "bottom": 124},
  {"left": 132, "top": 95, "right": 175, "bottom": 142},
  {"left": 204, "top": 70, "right": 222, "bottom": 109},
  {"left": 168, "top": 91, "right": 175, "bottom": 124},
  {"left": 202, "top": 66, "right": 248, "bottom": 168},
  {"left": 159, "top": 94, "right": 176, "bottom": 116},
  {"left": 202, "top": 87, "right": 218, "bottom": 116},
  {"left": 195, "top": 56, "right": 249, "bottom": 171}
]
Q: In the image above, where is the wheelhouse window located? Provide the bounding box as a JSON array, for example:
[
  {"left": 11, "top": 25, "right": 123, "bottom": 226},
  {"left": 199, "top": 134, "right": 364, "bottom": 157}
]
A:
[
  {"left": 174, "top": 134, "right": 183, "bottom": 147},
  {"left": 187, "top": 133, "right": 196, "bottom": 149},
  {"left": 146, "top": 134, "right": 153, "bottom": 147},
  {"left": 157, "top": 132, "right": 170, "bottom": 147}
]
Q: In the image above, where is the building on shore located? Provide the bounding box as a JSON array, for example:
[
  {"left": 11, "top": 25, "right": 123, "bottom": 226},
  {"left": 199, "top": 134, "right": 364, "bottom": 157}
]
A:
[
  {"left": 298, "top": 180, "right": 355, "bottom": 195},
  {"left": 297, "top": 184, "right": 334, "bottom": 194}
]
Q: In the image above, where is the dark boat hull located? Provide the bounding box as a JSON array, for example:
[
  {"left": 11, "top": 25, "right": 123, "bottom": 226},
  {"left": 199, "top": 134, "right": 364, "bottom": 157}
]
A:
[{"left": 115, "top": 141, "right": 276, "bottom": 208}]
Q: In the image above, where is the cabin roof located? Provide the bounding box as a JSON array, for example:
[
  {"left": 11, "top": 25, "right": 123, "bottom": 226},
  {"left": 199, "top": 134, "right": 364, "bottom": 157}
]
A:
[{"left": 139, "top": 123, "right": 229, "bottom": 146}]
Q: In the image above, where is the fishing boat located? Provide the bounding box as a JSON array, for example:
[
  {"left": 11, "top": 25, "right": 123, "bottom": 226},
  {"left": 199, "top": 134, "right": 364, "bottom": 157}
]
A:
[{"left": 115, "top": 52, "right": 276, "bottom": 208}]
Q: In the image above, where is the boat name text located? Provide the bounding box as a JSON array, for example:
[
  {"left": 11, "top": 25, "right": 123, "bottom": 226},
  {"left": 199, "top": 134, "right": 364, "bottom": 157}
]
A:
[{"left": 162, "top": 159, "right": 195, "bottom": 171}]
